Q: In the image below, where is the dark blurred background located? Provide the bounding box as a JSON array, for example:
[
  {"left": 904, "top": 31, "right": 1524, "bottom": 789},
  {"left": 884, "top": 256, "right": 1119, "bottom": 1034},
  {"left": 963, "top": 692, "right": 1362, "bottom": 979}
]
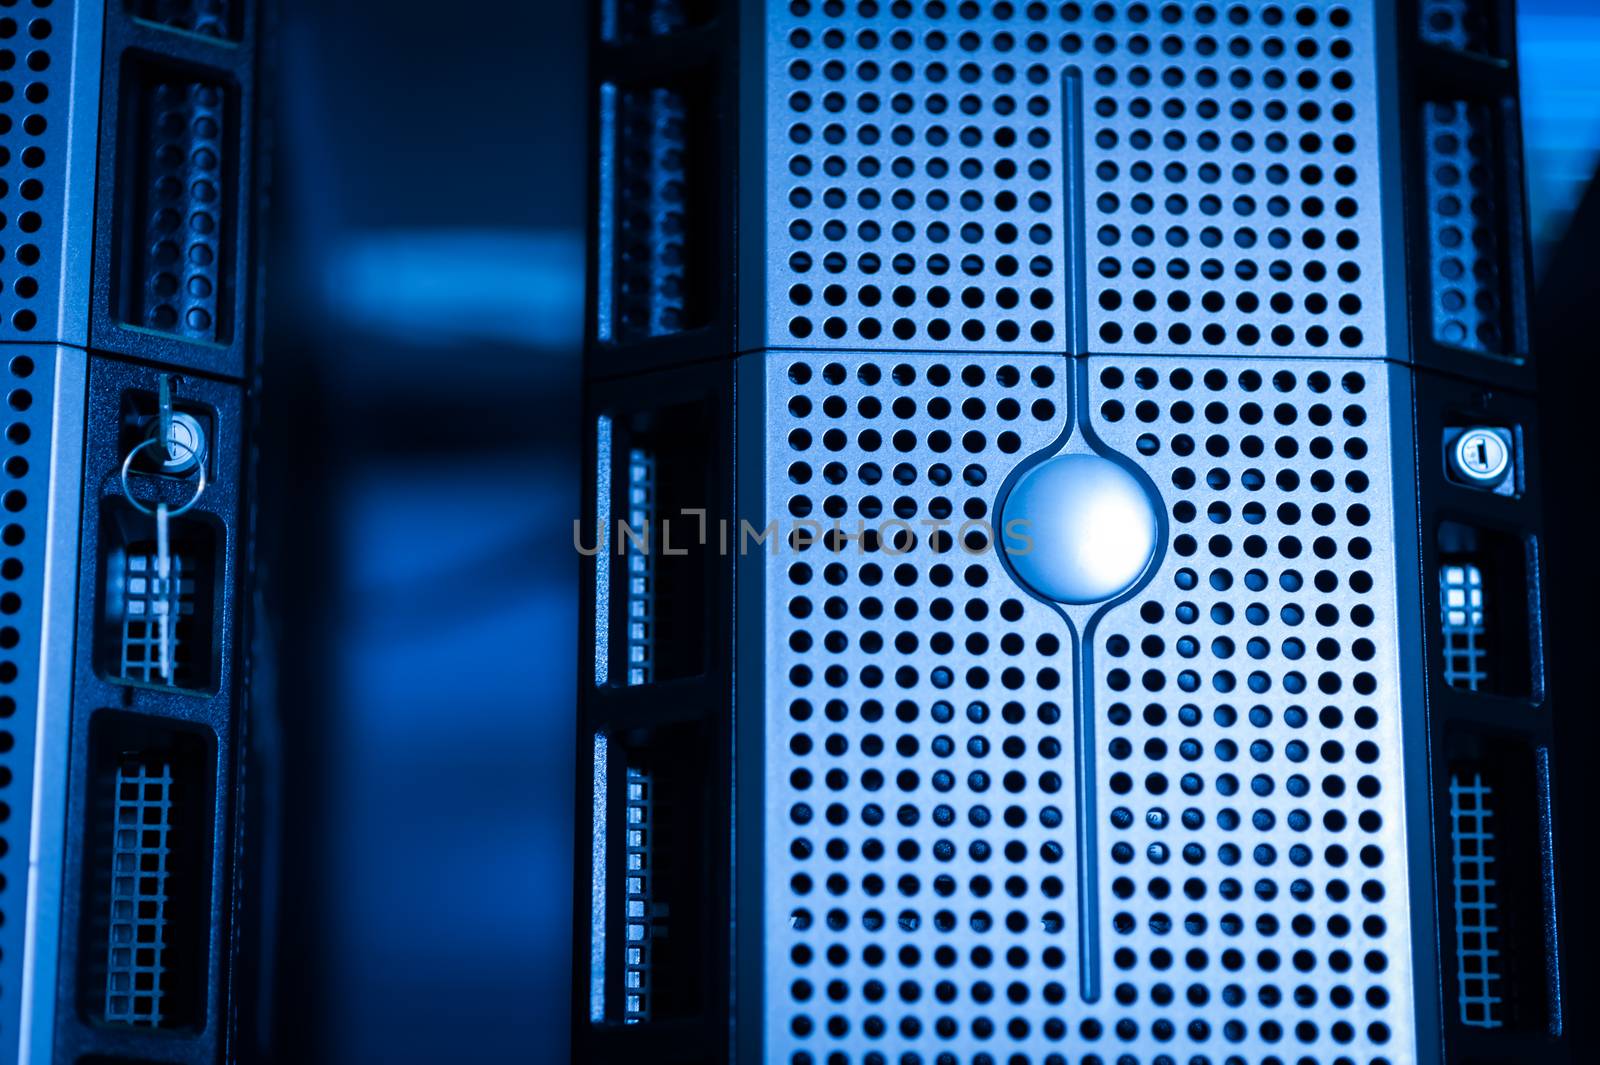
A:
[
  {"left": 259, "top": 3, "right": 582, "bottom": 1061},
  {"left": 254, "top": 1, "right": 1598, "bottom": 1061}
]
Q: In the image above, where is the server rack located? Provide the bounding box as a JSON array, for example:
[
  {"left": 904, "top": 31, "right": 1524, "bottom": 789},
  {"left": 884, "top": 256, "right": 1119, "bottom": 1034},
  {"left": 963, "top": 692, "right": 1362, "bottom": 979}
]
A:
[
  {"left": 3, "top": 3, "right": 270, "bottom": 1063},
  {"left": 577, "top": 1, "right": 1572, "bottom": 1063}
]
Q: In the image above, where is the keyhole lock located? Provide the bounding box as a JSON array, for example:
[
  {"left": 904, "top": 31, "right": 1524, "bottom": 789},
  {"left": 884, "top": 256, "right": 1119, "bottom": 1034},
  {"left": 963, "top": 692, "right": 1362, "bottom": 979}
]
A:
[
  {"left": 1447, "top": 426, "right": 1513, "bottom": 490},
  {"left": 151, "top": 411, "right": 207, "bottom": 476}
]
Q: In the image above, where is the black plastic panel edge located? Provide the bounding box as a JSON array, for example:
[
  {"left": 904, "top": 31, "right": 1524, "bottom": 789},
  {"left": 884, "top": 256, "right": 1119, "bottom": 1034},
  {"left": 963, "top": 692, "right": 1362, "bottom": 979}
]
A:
[
  {"left": 1411, "top": 367, "right": 1567, "bottom": 1063},
  {"left": 1400, "top": 3, "right": 1566, "bottom": 1057},
  {"left": 89, "top": 2, "right": 260, "bottom": 380},
  {"left": 579, "top": 4, "right": 1575, "bottom": 1065},
  {"left": 572, "top": 356, "right": 736, "bottom": 1065},
  {"left": 1532, "top": 172, "right": 1597, "bottom": 1065},
  {"left": 53, "top": 357, "right": 246, "bottom": 1065},
  {"left": 1397, "top": 0, "right": 1537, "bottom": 393},
  {"left": 584, "top": 2, "right": 741, "bottom": 381}
]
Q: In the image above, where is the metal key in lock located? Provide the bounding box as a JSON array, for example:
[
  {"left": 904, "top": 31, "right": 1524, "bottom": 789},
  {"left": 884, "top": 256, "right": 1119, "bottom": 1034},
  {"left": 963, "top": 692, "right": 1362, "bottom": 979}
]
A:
[
  {"left": 120, "top": 376, "right": 209, "bottom": 685},
  {"left": 154, "top": 501, "right": 173, "bottom": 681},
  {"left": 154, "top": 374, "right": 207, "bottom": 476}
]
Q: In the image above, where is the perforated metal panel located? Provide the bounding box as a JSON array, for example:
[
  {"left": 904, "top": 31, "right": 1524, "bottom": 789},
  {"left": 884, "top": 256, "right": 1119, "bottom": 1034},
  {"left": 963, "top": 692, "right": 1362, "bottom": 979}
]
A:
[
  {"left": 0, "top": 345, "right": 66, "bottom": 1054},
  {"left": 0, "top": 2, "right": 97, "bottom": 342},
  {"left": 1084, "top": 358, "right": 1417, "bottom": 1063},
  {"left": 767, "top": 8, "right": 1071, "bottom": 351},
  {"left": 762, "top": 352, "right": 1076, "bottom": 1057},
  {"left": 760, "top": 352, "right": 1419, "bottom": 1063},
  {"left": 765, "top": 1, "right": 1389, "bottom": 357}
]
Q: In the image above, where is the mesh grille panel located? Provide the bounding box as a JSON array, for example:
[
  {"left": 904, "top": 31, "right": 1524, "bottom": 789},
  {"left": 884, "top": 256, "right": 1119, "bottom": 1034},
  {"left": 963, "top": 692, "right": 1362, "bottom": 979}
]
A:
[
  {"left": 1439, "top": 562, "right": 1485, "bottom": 691},
  {"left": 761, "top": 353, "right": 1417, "bottom": 1062},
  {"left": 766, "top": 2, "right": 1389, "bottom": 357},
  {"left": 1447, "top": 771, "right": 1501, "bottom": 1028},
  {"left": 105, "top": 759, "right": 176, "bottom": 1026},
  {"left": 117, "top": 549, "right": 199, "bottom": 687}
]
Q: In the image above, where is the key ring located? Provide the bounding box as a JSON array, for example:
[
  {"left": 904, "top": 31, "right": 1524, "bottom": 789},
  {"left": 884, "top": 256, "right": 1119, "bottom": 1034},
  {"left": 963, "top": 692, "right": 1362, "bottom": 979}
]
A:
[{"left": 120, "top": 437, "right": 207, "bottom": 516}]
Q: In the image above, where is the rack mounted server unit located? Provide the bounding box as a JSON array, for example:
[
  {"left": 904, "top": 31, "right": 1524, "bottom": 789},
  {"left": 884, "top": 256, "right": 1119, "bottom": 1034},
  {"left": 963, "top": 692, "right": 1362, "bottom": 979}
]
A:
[
  {"left": 2, "top": 2, "right": 270, "bottom": 1064},
  {"left": 577, "top": 1, "right": 1571, "bottom": 1063}
]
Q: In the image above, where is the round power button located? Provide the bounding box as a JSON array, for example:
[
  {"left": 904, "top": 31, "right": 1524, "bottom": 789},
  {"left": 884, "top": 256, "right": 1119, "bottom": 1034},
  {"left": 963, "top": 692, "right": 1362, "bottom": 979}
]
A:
[{"left": 999, "top": 452, "right": 1160, "bottom": 605}]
